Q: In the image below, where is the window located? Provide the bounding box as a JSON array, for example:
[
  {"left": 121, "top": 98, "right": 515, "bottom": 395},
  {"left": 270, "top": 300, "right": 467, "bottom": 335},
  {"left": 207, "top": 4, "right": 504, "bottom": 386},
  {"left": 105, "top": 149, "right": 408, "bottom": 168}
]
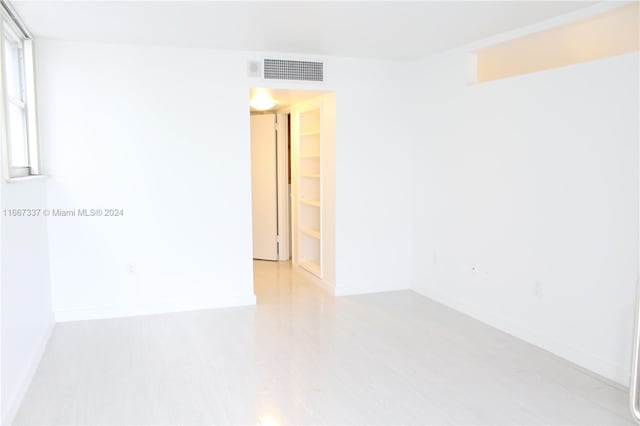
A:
[
  {"left": 0, "top": 2, "right": 39, "bottom": 179},
  {"left": 475, "top": 3, "right": 639, "bottom": 83}
]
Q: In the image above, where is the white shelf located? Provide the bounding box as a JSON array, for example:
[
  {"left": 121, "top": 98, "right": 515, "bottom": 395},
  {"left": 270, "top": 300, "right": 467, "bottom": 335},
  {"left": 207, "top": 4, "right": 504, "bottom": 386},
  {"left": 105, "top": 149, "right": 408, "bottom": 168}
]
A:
[
  {"left": 299, "top": 259, "right": 321, "bottom": 276},
  {"left": 296, "top": 107, "right": 323, "bottom": 281},
  {"left": 300, "top": 199, "right": 320, "bottom": 207},
  {"left": 300, "top": 228, "right": 320, "bottom": 239}
]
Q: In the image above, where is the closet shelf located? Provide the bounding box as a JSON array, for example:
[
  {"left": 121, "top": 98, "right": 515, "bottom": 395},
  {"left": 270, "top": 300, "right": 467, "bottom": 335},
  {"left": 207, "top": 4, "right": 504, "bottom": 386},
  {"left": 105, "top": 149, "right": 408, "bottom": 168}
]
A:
[
  {"left": 300, "top": 228, "right": 321, "bottom": 239},
  {"left": 296, "top": 107, "right": 323, "bottom": 280},
  {"left": 300, "top": 199, "right": 320, "bottom": 207}
]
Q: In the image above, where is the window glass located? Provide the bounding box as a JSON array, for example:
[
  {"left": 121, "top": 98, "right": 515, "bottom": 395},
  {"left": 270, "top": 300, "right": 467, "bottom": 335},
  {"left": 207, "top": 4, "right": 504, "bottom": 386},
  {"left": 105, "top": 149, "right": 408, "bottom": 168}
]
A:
[
  {"left": 476, "top": 3, "right": 639, "bottom": 83},
  {"left": 3, "top": 30, "right": 24, "bottom": 102},
  {"left": 7, "top": 101, "right": 28, "bottom": 167}
]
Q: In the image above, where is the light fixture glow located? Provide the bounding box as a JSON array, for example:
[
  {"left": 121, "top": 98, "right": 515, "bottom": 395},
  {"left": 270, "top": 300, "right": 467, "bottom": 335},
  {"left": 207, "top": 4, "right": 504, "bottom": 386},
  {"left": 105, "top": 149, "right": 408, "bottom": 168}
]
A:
[
  {"left": 250, "top": 89, "right": 276, "bottom": 111},
  {"left": 258, "top": 414, "right": 279, "bottom": 426}
]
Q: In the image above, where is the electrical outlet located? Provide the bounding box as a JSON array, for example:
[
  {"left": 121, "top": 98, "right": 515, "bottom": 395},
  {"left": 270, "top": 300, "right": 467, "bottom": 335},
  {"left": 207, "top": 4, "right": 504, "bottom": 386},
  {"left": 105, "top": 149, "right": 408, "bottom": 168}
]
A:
[
  {"left": 534, "top": 281, "right": 543, "bottom": 298},
  {"left": 126, "top": 263, "right": 137, "bottom": 275}
]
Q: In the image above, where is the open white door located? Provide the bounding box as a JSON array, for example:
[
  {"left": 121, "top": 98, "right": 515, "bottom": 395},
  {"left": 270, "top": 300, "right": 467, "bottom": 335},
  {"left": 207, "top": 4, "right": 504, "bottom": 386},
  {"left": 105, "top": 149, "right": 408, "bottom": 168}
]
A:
[{"left": 250, "top": 114, "right": 278, "bottom": 260}]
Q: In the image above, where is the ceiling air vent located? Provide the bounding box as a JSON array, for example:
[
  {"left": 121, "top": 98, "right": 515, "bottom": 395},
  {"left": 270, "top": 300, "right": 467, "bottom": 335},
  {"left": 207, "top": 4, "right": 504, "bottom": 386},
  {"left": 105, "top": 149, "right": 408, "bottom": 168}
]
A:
[{"left": 263, "top": 59, "right": 324, "bottom": 82}]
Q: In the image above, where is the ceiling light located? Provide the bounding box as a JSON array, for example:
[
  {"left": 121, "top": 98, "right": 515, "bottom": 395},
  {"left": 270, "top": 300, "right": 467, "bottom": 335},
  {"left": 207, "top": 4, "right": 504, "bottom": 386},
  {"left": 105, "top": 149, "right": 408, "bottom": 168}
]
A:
[
  {"left": 250, "top": 90, "right": 276, "bottom": 111},
  {"left": 258, "top": 414, "right": 279, "bottom": 426}
]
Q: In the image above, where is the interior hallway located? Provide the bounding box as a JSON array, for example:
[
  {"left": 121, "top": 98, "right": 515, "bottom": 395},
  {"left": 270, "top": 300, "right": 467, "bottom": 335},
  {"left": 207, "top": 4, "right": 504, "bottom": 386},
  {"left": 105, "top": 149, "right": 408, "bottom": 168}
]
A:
[{"left": 13, "top": 261, "right": 632, "bottom": 424}]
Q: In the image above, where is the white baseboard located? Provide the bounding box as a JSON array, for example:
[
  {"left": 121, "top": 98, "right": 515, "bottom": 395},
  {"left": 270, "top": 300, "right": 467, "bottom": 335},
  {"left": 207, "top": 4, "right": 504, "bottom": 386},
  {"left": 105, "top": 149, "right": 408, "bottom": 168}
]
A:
[
  {"left": 413, "top": 284, "right": 629, "bottom": 387},
  {"left": 2, "top": 320, "right": 55, "bottom": 426},
  {"left": 54, "top": 295, "right": 257, "bottom": 323}
]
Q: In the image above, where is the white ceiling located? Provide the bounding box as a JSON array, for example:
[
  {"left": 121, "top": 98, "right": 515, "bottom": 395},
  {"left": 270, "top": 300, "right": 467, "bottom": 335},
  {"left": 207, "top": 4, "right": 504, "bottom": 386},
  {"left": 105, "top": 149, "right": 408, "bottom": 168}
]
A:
[{"left": 13, "top": 1, "right": 599, "bottom": 60}]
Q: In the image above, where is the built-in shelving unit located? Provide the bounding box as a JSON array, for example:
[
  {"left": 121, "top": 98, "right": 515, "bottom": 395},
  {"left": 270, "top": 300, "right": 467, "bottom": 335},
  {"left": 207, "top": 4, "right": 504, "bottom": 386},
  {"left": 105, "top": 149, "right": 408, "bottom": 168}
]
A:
[{"left": 296, "top": 107, "right": 322, "bottom": 278}]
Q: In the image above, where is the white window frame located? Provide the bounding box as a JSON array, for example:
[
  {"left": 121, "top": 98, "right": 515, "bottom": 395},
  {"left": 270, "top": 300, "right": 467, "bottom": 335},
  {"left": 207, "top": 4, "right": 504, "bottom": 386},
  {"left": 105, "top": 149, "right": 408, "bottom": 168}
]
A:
[{"left": 0, "top": 1, "right": 39, "bottom": 181}]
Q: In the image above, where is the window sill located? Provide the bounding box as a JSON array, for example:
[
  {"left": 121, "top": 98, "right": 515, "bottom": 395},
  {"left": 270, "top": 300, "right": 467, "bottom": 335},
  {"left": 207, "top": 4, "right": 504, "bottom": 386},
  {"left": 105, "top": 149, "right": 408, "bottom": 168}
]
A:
[{"left": 6, "top": 174, "right": 48, "bottom": 184}]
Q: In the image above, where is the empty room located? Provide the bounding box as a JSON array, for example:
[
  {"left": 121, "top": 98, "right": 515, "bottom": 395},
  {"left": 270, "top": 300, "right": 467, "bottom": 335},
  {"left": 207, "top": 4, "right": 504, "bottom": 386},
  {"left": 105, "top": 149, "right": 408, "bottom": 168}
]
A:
[{"left": 1, "top": 0, "right": 639, "bottom": 424}]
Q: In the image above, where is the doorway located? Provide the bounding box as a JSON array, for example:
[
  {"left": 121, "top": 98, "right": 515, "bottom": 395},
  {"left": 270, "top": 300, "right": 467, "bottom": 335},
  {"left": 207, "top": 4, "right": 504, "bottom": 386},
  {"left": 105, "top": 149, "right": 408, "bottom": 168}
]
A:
[
  {"left": 250, "top": 111, "right": 290, "bottom": 261},
  {"left": 249, "top": 88, "right": 337, "bottom": 294}
]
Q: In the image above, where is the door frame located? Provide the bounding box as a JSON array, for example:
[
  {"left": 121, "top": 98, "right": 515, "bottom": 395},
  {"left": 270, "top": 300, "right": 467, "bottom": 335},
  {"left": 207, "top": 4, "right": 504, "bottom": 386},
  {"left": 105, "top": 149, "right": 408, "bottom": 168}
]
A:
[{"left": 275, "top": 112, "right": 290, "bottom": 260}]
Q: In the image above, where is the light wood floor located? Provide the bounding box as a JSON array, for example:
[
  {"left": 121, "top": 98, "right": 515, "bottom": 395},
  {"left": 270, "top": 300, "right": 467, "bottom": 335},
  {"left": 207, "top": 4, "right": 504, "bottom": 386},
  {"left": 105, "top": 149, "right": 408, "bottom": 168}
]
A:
[{"left": 14, "top": 260, "right": 632, "bottom": 424}]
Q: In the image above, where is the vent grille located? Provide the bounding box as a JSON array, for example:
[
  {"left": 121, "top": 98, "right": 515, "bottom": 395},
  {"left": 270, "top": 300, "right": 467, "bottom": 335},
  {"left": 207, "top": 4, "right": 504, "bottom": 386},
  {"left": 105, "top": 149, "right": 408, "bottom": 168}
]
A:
[{"left": 263, "top": 59, "right": 324, "bottom": 82}]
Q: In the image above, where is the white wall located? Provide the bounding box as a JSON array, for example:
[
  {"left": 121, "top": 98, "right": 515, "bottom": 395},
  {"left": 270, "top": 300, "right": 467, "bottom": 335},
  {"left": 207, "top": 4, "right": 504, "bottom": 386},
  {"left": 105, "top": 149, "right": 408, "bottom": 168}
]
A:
[
  {"left": 412, "top": 50, "right": 640, "bottom": 385},
  {"left": 36, "top": 41, "right": 257, "bottom": 321},
  {"left": 1, "top": 179, "right": 54, "bottom": 422},
  {"left": 35, "top": 40, "right": 417, "bottom": 320},
  {"left": 331, "top": 57, "right": 418, "bottom": 296}
]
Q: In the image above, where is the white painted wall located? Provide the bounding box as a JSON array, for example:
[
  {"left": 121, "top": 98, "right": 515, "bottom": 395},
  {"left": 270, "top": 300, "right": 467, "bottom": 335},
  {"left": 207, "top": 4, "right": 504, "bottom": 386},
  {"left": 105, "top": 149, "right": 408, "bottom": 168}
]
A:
[
  {"left": 36, "top": 41, "right": 257, "bottom": 321},
  {"left": 331, "top": 57, "right": 417, "bottom": 296},
  {"left": 412, "top": 50, "right": 640, "bottom": 385},
  {"left": 34, "top": 40, "right": 416, "bottom": 320},
  {"left": 1, "top": 179, "right": 54, "bottom": 423}
]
